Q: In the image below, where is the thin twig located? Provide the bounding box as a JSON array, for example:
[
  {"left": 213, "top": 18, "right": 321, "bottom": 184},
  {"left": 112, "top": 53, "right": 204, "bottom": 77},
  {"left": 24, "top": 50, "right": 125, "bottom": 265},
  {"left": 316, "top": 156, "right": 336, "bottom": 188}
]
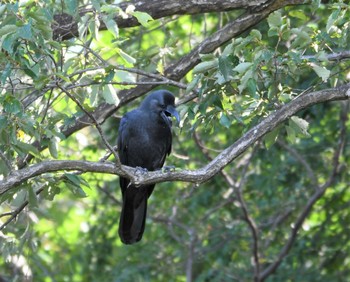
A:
[
  {"left": 0, "top": 186, "right": 45, "bottom": 231},
  {"left": 57, "top": 84, "right": 122, "bottom": 167}
]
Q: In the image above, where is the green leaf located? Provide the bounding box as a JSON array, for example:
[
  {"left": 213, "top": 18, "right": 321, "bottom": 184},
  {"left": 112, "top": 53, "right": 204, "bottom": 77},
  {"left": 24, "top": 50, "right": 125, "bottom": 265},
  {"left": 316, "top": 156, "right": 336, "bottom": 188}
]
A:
[
  {"left": 0, "top": 5, "right": 7, "bottom": 17},
  {"left": 218, "top": 56, "right": 233, "bottom": 82},
  {"left": 102, "top": 84, "right": 119, "bottom": 105},
  {"left": 42, "top": 185, "right": 61, "bottom": 201},
  {"left": 90, "top": 85, "right": 99, "bottom": 107},
  {"left": 250, "top": 29, "right": 262, "bottom": 41},
  {"left": 14, "top": 141, "right": 41, "bottom": 158},
  {"left": 264, "top": 127, "right": 280, "bottom": 148},
  {"left": 0, "top": 24, "right": 17, "bottom": 37},
  {"left": 64, "top": 173, "right": 88, "bottom": 198},
  {"left": 291, "top": 28, "right": 311, "bottom": 48},
  {"left": 64, "top": 0, "right": 78, "bottom": 16},
  {"left": 326, "top": 9, "right": 340, "bottom": 33},
  {"left": 286, "top": 125, "right": 296, "bottom": 143},
  {"left": 12, "top": 189, "right": 27, "bottom": 208},
  {"left": 0, "top": 63, "right": 12, "bottom": 84},
  {"left": 48, "top": 138, "right": 58, "bottom": 159},
  {"left": 0, "top": 115, "right": 7, "bottom": 131},
  {"left": 23, "top": 67, "right": 37, "bottom": 79},
  {"left": 17, "top": 23, "right": 32, "bottom": 40},
  {"left": 221, "top": 42, "right": 233, "bottom": 57},
  {"left": 268, "top": 11, "right": 282, "bottom": 28},
  {"left": 118, "top": 49, "right": 136, "bottom": 66},
  {"left": 219, "top": 113, "right": 231, "bottom": 128},
  {"left": 312, "top": 64, "right": 330, "bottom": 82},
  {"left": 28, "top": 187, "right": 38, "bottom": 207},
  {"left": 186, "top": 75, "right": 201, "bottom": 93},
  {"left": 132, "top": 11, "right": 153, "bottom": 27},
  {"left": 289, "top": 10, "right": 309, "bottom": 21},
  {"left": 64, "top": 173, "right": 81, "bottom": 187},
  {"left": 233, "top": 62, "right": 252, "bottom": 74},
  {"left": 115, "top": 70, "right": 135, "bottom": 83},
  {"left": 192, "top": 60, "right": 218, "bottom": 74},
  {"left": 247, "top": 78, "right": 257, "bottom": 96},
  {"left": 289, "top": 116, "right": 310, "bottom": 138},
  {"left": 3, "top": 97, "right": 22, "bottom": 114},
  {"left": 102, "top": 17, "right": 119, "bottom": 38},
  {"left": 238, "top": 69, "right": 253, "bottom": 93}
]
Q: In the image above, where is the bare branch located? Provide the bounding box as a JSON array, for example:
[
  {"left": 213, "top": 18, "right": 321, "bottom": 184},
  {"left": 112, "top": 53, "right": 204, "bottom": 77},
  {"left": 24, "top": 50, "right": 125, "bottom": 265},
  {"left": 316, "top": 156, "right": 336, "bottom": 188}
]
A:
[
  {"left": 259, "top": 101, "right": 349, "bottom": 281},
  {"left": 219, "top": 149, "right": 261, "bottom": 281}
]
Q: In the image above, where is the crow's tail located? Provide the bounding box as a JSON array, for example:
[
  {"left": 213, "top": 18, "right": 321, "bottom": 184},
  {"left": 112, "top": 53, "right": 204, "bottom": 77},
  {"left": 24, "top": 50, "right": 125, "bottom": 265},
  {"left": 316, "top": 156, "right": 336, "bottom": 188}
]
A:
[{"left": 118, "top": 185, "right": 153, "bottom": 244}]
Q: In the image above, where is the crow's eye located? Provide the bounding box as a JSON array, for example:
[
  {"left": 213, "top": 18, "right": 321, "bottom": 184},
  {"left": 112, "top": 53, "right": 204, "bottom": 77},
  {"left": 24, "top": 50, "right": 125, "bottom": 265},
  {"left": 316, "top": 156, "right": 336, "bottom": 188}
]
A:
[{"left": 160, "top": 104, "right": 166, "bottom": 108}]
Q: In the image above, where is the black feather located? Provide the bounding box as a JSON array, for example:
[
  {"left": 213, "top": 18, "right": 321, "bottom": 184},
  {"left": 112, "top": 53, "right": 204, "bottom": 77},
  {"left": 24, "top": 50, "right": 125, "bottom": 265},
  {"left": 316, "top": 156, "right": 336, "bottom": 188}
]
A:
[{"left": 117, "top": 90, "right": 179, "bottom": 244}]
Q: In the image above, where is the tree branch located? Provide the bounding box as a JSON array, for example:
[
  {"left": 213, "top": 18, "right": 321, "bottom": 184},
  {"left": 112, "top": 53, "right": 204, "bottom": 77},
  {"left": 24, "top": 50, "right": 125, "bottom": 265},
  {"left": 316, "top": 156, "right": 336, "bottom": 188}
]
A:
[
  {"left": 55, "top": 0, "right": 306, "bottom": 142},
  {"left": 259, "top": 100, "right": 349, "bottom": 281},
  {"left": 2, "top": 84, "right": 349, "bottom": 199},
  {"left": 18, "top": 0, "right": 306, "bottom": 168},
  {"left": 53, "top": 0, "right": 300, "bottom": 39}
]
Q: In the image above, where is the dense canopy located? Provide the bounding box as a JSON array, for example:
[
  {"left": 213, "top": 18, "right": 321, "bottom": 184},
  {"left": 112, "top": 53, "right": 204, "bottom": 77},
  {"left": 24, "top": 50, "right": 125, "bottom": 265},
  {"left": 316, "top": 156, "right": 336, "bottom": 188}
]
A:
[{"left": 0, "top": 0, "right": 350, "bottom": 281}]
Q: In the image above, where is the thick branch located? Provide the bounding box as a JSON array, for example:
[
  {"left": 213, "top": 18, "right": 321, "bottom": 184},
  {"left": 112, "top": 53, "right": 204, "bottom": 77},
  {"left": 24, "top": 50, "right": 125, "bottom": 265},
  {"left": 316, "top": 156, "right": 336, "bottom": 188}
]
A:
[
  {"left": 53, "top": 0, "right": 288, "bottom": 39},
  {"left": 2, "top": 84, "right": 350, "bottom": 195}
]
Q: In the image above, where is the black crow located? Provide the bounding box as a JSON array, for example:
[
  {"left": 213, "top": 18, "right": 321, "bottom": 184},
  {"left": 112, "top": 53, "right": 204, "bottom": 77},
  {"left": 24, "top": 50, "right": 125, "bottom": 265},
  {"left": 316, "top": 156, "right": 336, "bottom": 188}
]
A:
[{"left": 117, "top": 90, "right": 180, "bottom": 244}]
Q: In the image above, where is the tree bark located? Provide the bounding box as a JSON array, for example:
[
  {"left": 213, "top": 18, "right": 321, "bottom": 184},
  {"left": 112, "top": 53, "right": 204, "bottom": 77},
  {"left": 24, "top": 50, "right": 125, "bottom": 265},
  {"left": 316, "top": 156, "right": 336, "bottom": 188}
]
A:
[{"left": 4, "top": 83, "right": 350, "bottom": 195}]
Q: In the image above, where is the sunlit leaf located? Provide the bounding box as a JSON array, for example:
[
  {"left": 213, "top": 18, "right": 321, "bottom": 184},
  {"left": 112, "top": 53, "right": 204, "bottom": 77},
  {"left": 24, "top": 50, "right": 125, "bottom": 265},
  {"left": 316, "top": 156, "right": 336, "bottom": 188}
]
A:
[
  {"left": 264, "top": 127, "right": 280, "bottom": 148},
  {"left": 219, "top": 113, "right": 231, "bottom": 128},
  {"left": 312, "top": 64, "right": 330, "bottom": 82},
  {"left": 48, "top": 138, "right": 58, "bottom": 159},
  {"left": 268, "top": 11, "right": 282, "bottom": 28},
  {"left": 132, "top": 11, "right": 154, "bottom": 27},
  {"left": 102, "top": 17, "right": 119, "bottom": 38},
  {"left": 193, "top": 60, "right": 218, "bottom": 74},
  {"left": 118, "top": 49, "right": 136, "bottom": 66},
  {"left": 0, "top": 24, "right": 17, "bottom": 37},
  {"left": 102, "top": 84, "right": 119, "bottom": 105},
  {"left": 28, "top": 187, "right": 38, "bottom": 207},
  {"left": 289, "top": 116, "right": 310, "bottom": 137},
  {"left": 233, "top": 62, "right": 252, "bottom": 74}
]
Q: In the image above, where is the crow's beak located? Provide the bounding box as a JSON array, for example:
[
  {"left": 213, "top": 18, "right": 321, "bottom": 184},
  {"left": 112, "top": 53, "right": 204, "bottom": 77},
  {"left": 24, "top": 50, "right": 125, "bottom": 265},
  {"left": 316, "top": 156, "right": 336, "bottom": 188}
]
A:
[
  {"left": 162, "top": 105, "right": 180, "bottom": 128},
  {"left": 165, "top": 105, "right": 180, "bottom": 124}
]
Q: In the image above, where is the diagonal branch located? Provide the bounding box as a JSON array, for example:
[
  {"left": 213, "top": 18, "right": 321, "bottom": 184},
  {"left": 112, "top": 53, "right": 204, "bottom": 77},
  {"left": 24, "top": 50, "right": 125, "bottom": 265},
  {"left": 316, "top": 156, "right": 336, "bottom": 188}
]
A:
[
  {"left": 2, "top": 84, "right": 349, "bottom": 196},
  {"left": 53, "top": 0, "right": 303, "bottom": 39}
]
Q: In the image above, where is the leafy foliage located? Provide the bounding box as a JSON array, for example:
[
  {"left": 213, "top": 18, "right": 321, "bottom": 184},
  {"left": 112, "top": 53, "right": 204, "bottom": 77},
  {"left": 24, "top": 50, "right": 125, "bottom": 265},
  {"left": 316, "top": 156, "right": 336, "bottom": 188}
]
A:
[{"left": 1, "top": 1, "right": 350, "bottom": 281}]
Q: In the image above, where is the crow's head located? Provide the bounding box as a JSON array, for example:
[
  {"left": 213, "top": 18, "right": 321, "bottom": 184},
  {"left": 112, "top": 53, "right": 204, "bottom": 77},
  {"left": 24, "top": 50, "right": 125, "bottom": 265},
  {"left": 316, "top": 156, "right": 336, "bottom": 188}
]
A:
[{"left": 140, "top": 90, "right": 180, "bottom": 128}]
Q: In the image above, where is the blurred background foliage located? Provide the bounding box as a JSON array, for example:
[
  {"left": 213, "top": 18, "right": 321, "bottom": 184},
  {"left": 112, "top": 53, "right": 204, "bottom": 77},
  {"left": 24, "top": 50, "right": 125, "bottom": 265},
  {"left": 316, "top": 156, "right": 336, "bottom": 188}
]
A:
[{"left": 0, "top": 0, "right": 350, "bottom": 281}]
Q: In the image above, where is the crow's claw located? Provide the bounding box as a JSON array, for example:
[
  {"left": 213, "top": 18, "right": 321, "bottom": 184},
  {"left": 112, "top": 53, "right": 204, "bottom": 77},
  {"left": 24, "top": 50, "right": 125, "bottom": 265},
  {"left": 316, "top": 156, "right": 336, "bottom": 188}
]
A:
[
  {"left": 162, "top": 165, "right": 176, "bottom": 173},
  {"left": 134, "top": 166, "right": 148, "bottom": 176}
]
